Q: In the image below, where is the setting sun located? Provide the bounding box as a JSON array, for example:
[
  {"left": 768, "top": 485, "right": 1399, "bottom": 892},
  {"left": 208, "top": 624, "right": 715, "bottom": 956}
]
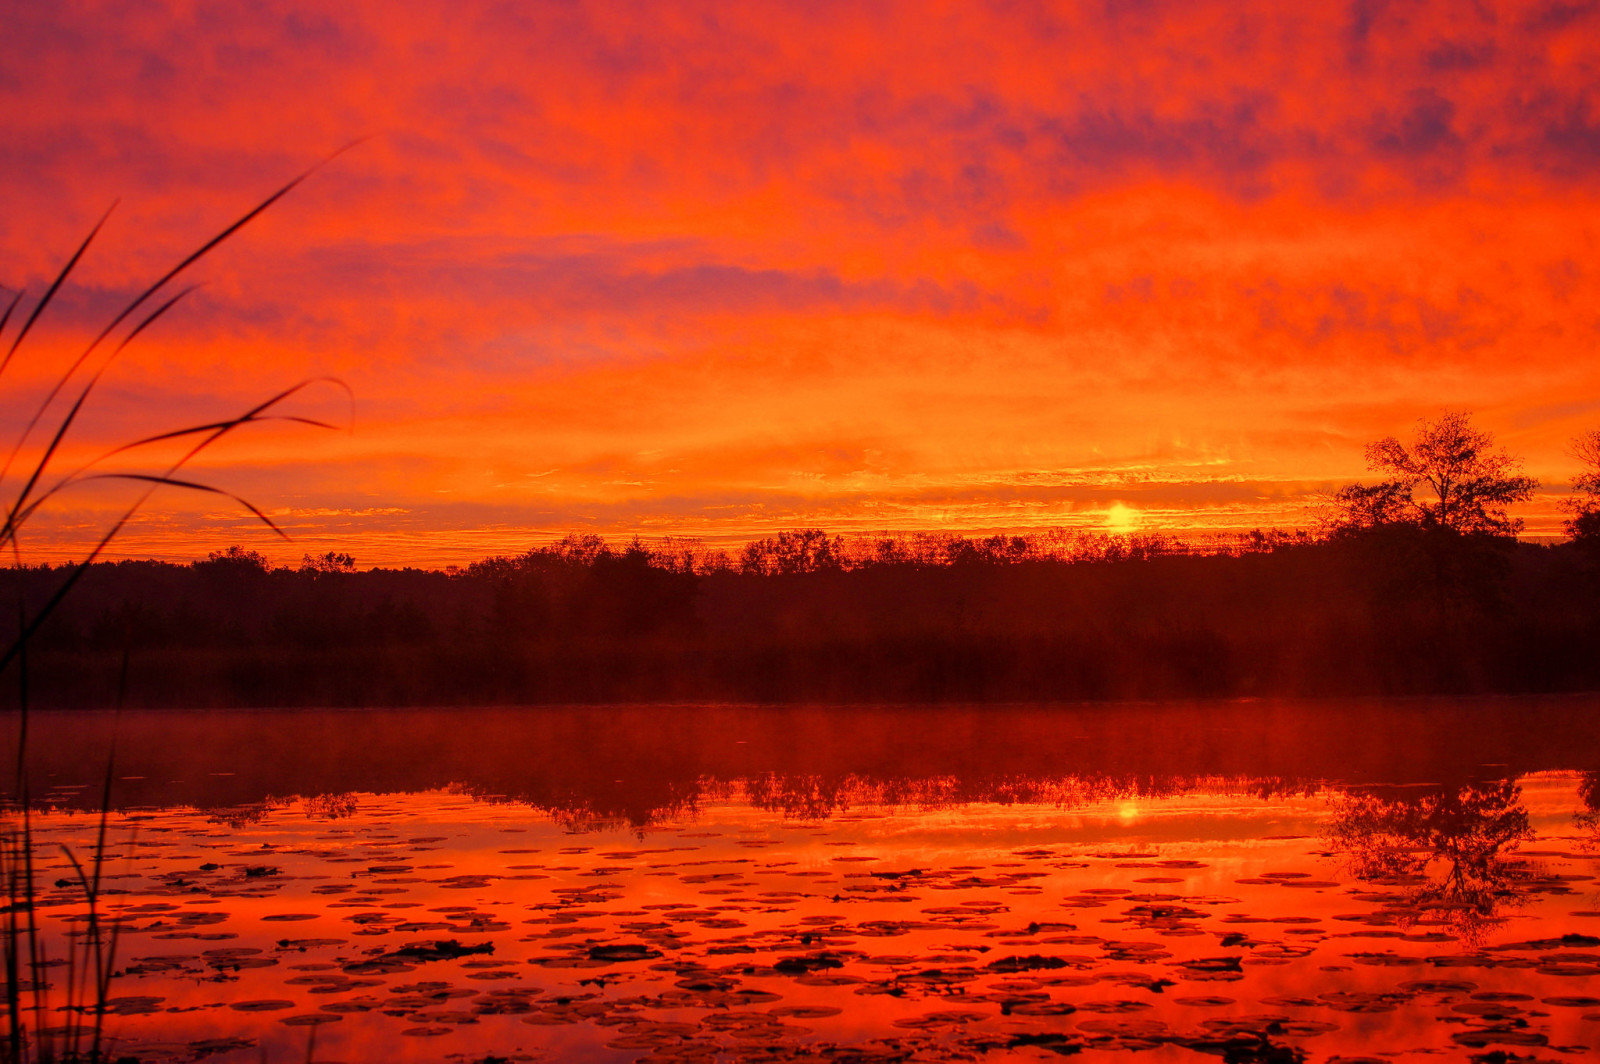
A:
[{"left": 1105, "top": 502, "right": 1140, "bottom": 535}]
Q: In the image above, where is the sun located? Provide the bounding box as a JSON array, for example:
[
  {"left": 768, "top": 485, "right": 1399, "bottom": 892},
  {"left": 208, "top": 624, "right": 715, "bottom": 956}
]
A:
[{"left": 1105, "top": 502, "right": 1139, "bottom": 534}]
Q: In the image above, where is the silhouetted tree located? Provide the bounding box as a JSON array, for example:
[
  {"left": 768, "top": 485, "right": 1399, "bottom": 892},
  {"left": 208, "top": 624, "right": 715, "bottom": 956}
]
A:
[
  {"left": 300, "top": 551, "right": 356, "bottom": 573},
  {"left": 201, "top": 545, "right": 270, "bottom": 572},
  {"left": 547, "top": 533, "right": 609, "bottom": 565},
  {"left": 1564, "top": 428, "right": 1600, "bottom": 550},
  {"left": 1325, "top": 413, "right": 1538, "bottom": 623},
  {"left": 739, "top": 529, "right": 844, "bottom": 575},
  {"left": 1329, "top": 412, "right": 1537, "bottom": 537}
]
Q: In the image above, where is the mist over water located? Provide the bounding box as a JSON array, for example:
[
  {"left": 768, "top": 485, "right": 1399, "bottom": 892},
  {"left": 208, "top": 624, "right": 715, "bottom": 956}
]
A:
[{"left": 6, "top": 699, "right": 1600, "bottom": 1061}]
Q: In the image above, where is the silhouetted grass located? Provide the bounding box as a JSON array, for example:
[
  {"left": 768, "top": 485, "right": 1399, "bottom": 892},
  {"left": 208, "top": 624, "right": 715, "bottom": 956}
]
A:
[{"left": 1, "top": 150, "right": 353, "bottom": 1062}]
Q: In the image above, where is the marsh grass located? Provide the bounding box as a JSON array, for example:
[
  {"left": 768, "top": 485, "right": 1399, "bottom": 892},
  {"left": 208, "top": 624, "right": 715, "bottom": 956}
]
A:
[{"left": 1, "top": 148, "right": 354, "bottom": 1062}]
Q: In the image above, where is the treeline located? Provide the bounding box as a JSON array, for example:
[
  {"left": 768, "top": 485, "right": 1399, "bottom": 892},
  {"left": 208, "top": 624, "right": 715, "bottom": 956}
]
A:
[{"left": 2, "top": 523, "right": 1599, "bottom": 707}]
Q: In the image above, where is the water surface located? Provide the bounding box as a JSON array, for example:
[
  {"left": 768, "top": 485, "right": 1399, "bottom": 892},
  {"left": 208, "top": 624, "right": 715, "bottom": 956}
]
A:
[{"left": 7, "top": 699, "right": 1600, "bottom": 1062}]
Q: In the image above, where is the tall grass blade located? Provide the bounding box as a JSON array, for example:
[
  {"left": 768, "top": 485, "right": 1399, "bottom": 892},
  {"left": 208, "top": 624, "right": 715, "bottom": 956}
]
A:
[
  {"left": 1, "top": 148, "right": 357, "bottom": 1062},
  {"left": 88, "top": 697, "right": 121, "bottom": 1063},
  {"left": 0, "top": 379, "right": 339, "bottom": 676},
  {"left": 91, "top": 139, "right": 364, "bottom": 350},
  {"left": 0, "top": 291, "right": 24, "bottom": 349},
  {"left": 81, "top": 474, "right": 290, "bottom": 536},
  {"left": 1, "top": 138, "right": 360, "bottom": 502},
  {"left": 0, "top": 204, "right": 115, "bottom": 381},
  {"left": 4, "top": 833, "right": 22, "bottom": 1064},
  {"left": 19, "top": 410, "right": 344, "bottom": 539},
  {"left": 15, "top": 633, "right": 46, "bottom": 1064},
  {"left": 0, "top": 284, "right": 198, "bottom": 547}
]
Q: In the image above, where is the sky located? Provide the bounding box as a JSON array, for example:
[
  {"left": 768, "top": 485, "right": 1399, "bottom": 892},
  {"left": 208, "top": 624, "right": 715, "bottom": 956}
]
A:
[{"left": 2, "top": 0, "right": 1599, "bottom": 567}]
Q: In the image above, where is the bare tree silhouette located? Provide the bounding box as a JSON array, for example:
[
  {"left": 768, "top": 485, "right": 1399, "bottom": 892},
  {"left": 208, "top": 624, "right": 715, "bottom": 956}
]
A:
[
  {"left": 1564, "top": 428, "right": 1600, "bottom": 548},
  {"left": 1329, "top": 411, "right": 1537, "bottom": 537}
]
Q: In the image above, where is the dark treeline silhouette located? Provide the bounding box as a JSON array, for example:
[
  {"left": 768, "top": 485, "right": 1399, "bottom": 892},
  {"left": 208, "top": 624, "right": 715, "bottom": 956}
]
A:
[
  {"left": 2, "top": 410, "right": 1596, "bottom": 707},
  {"left": 1, "top": 522, "right": 1599, "bottom": 707}
]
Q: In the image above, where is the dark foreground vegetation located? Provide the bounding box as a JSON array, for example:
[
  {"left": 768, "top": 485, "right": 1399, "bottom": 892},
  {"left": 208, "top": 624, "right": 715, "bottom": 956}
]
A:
[{"left": 2, "top": 523, "right": 1598, "bottom": 707}]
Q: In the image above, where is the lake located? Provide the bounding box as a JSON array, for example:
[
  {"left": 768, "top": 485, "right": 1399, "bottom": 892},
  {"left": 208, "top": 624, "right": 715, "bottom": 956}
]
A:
[{"left": 5, "top": 698, "right": 1600, "bottom": 1062}]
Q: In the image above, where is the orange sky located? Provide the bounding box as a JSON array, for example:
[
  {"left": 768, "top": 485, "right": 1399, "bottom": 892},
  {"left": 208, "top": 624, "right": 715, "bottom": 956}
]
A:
[{"left": 4, "top": 0, "right": 1599, "bottom": 566}]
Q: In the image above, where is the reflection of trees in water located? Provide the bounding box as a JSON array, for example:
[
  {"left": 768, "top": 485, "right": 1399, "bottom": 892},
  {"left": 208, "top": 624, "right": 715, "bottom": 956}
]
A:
[
  {"left": 448, "top": 778, "right": 720, "bottom": 838},
  {"left": 740, "top": 773, "right": 1319, "bottom": 821},
  {"left": 1577, "top": 773, "right": 1600, "bottom": 915},
  {"left": 205, "top": 796, "right": 292, "bottom": 828},
  {"left": 1575, "top": 771, "right": 1600, "bottom": 851},
  {"left": 303, "top": 791, "right": 359, "bottom": 819},
  {"left": 206, "top": 791, "right": 359, "bottom": 827},
  {"left": 1326, "top": 779, "right": 1534, "bottom": 944},
  {"left": 317, "top": 773, "right": 1328, "bottom": 831}
]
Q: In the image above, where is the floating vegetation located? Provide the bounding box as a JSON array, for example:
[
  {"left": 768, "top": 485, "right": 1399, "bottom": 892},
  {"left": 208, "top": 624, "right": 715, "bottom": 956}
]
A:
[{"left": 2, "top": 767, "right": 1597, "bottom": 1062}]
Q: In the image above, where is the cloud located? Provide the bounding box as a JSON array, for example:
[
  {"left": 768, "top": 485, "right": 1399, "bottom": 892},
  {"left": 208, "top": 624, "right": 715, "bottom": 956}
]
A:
[{"left": 3, "top": 0, "right": 1599, "bottom": 561}]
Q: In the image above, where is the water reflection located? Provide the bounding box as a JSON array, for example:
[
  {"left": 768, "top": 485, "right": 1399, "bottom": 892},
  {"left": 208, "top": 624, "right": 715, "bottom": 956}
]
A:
[
  {"left": 5, "top": 698, "right": 1600, "bottom": 1063},
  {"left": 7, "top": 777, "right": 1597, "bottom": 1063},
  {"left": 1327, "top": 780, "right": 1535, "bottom": 943},
  {"left": 8, "top": 696, "right": 1600, "bottom": 822},
  {"left": 1577, "top": 770, "right": 1600, "bottom": 840}
]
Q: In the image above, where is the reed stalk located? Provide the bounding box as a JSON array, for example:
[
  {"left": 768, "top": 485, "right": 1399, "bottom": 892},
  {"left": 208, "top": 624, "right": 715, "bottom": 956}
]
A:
[{"left": 1, "top": 147, "right": 354, "bottom": 1062}]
